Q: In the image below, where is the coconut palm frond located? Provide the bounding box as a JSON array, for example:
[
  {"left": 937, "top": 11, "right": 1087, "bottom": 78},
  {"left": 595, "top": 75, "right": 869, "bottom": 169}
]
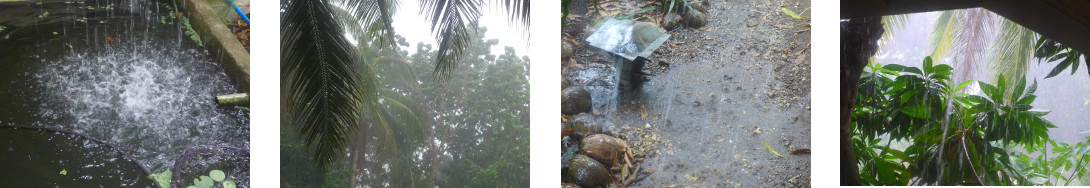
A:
[
  {"left": 337, "top": 0, "right": 401, "bottom": 51},
  {"left": 421, "top": 0, "right": 484, "bottom": 80},
  {"left": 988, "top": 19, "right": 1037, "bottom": 102},
  {"left": 879, "top": 14, "right": 909, "bottom": 44},
  {"left": 282, "top": 0, "right": 371, "bottom": 169},
  {"left": 952, "top": 9, "right": 996, "bottom": 82},
  {"left": 929, "top": 10, "right": 960, "bottom": 64},
  {"left": 496, "top": 0, "right": 530, "bottom": 40}
]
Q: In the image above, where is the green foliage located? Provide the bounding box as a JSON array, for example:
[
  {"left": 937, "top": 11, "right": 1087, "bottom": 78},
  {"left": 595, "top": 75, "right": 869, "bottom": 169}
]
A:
[
  {"left": 281, "top": 0, "right": 370, "bottom": 169},
  {"left": 1034, "top": 36, "right": 1087, "bottom": 79},
  {"left": 148, "top": 169, "right": 232, "bottom": 188},
  {"left": 149, "top": 170, "right": 172, "bottom": 188},
  {"left": 210, "top": 170, "right": 225, "bottom": 181},
  {"left": 851, "top": 56, "right": 1082, "bottom": 185}
]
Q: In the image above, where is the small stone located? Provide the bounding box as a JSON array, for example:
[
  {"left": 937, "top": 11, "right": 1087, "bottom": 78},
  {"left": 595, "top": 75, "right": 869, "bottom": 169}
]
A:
[
  {"left": 562, "top": 86, "right": 593, "bottom": 115},
  {"left": 662, "top": 13, "right": 683, "bottom": 30},
  {"left": 684, "top": 10, "right": 708, "bottom": 28},
  {"left": 753, "top": 127, "right": 761, "bottom": 135},
  {"left": 562, "top": 40, "right": 576, "bottom": 60}
]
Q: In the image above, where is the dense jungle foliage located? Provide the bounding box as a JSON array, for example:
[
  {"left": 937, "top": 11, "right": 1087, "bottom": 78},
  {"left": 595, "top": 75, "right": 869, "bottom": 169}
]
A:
[
  {"left": 852, "top": 56, "right": 1090, "bottom": 186},
  {"left": 282, "top": 27, "right": 529, "bottom": 187}
]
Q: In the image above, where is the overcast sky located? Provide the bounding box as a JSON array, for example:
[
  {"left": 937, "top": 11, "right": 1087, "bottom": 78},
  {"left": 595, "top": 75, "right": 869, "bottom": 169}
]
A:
[{"left": 391, "top": 1, "right": 531, "bottom": 60}]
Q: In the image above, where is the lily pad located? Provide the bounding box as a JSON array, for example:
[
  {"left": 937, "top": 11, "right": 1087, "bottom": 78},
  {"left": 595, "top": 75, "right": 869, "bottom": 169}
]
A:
[
  {"left": 209, "top": 170, "right": 225, "bottom": 181},
  {"left": 148, "top": 170, "right": 172, "bottom": 188},
  {"left": 195, "top": 176, "right": 214, "bottom": 188},
  {"left": 223, "top": 181, "right": 236, "bottom": 188}
]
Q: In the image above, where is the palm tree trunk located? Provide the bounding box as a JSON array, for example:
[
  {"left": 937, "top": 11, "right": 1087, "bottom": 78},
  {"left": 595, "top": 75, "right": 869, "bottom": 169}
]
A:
[{"left": 840, "top": 16, "right": 884, "bottom": 186}]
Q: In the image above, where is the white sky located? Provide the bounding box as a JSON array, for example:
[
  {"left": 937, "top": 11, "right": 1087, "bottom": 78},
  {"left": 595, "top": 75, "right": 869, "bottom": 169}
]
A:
[{"left": 391, "top": 1, "right": 531, "bottom": 60}]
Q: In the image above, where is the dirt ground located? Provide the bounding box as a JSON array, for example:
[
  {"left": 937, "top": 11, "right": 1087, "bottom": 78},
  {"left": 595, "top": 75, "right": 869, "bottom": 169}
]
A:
[{"left": 563, "top": 0, "right": 811, "bottom": 187}]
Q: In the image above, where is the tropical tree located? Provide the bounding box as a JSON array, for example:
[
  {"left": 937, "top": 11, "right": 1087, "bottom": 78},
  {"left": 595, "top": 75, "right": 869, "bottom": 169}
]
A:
[
  {"left": 851, "top": 56, "right": 1090, "bottom": 185},
  {"left": 280, "top": 0, "right": 529, "bottom": 170},
  {"left": 882, "top": 9, "right": 1086, "bottom": 100}
]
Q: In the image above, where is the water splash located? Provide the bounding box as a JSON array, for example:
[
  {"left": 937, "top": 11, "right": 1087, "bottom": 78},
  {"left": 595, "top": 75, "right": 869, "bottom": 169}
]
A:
[{"left": 28, "top": 40, "right": 247, "bottom": 171}]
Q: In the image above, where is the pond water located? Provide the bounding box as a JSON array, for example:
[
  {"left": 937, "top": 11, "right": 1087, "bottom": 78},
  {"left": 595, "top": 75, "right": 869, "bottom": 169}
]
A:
[{"left": 0, "top": 0, "right": 249, "bottom": 183}]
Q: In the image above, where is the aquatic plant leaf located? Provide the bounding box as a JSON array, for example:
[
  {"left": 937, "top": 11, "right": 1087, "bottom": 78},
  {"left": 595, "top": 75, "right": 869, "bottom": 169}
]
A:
[
  {"left": 765, "top": 140, "right": 783, "bottom": 158},
  {"left": 196, "top": 176, "right": 213, "bottom": 188},
  {"left": 148, "top": 170, "right": 172, "bottom": 188},
  {"left": 59, "top": 169, "right": 66, "bottom": 175},
  {"left": 209, "top": 170, "right": 225, "bottom": 181},
  {"left": 781, "top": 8, "right": 802, "bottom": 19},
  {"left": 223, "top": 181, "right": 236, "bottom": 188}
]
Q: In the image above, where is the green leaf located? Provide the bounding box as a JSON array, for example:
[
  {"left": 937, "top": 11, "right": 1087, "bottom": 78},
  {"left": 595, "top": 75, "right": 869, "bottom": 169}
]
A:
[
  {"left": 1025, "top": 109, "right": 1050, "bottom": 116},
  {"left": 932, "top": 64, "right": 953, "bottom": 77},
  {"left": 209, "top": 170, "right": 225, "bottom": 182},
  {"left": 60, "top": 169, "right": 66, "bottom": 175},
  {"left": 978, "top": 81, "right": 1001, "bottom": 101},
  {"left": 1046, "top": 57, "right": 1073, "bottom": 78},
  {"left": 952, "top": 80, "right": 973, "bottom": 94},
  {"left": 883, "top": 64, "right": 908, "bottom": 72},
  {"left": 898, "top": 105, "right": 931, "bottom": 119},
  {"left": 902, "top": 67, "right": 924, "bottom": 75},
  {"left": 922, "top": 56, "right": 933, "bottom": 75},
  {"left": 196, "top": 176, "right": 214, "bottom": 188},
  {"left": 223, "top": 181, "right": 236, "bottom": 188},
  {"left": 1010, "top": 77, "right": 1027, "bottom": 102},
  {"left": 781, "top": 8, "right": 802, "bottom": 19},
  {"left": 148, "top": 170, "right": 172, "bottom": 188}
]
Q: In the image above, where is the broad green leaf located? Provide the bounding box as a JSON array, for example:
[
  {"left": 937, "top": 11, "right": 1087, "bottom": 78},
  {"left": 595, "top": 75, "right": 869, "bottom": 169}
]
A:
[
  {"left": 1017, "top": 95, "right": 1037, "bottom": 106},
  {"left": 902, "top": 67, "right": 924, "bottom": 75},
  {"left": 952, "top": 80, "right": 973, "bottom": 94},
  {"left": 209, "top": 170, "right": 225, "bottom": 182},
  {"left": 899, "top": 105, "right": 930, "bottom": 119},
  {"left": 996, "top": 74, "right": 1007, "bottom": 97},
  {"left": 923, "top": 56, "right": 934, "bottom": 75},
  {"left": 1046, "top": 56, "right": 1073, "bottom": 78},
  {"left": 1025, "top": 109, "right": 1050, "bottom": 116},
  {"left": 933, "top": 64, "right": 953, "bottom": 76},
  {"left": 223, "top": 181, "right": 236, "bottom": 188},
  {"left": 781, "top": 8, "right": 802, "bottom": 19},
  {"left": 149, "top": 170, "right": 172, "bottom": 188},
  {"left": 883, "top": 64, "right": 908, "bottom": 72},
  {"left": 978, "top": 81, "right": 1001, "bottom": 101},
  {"left": 196, "top": 176, "right": 213, "bottom": 188}
]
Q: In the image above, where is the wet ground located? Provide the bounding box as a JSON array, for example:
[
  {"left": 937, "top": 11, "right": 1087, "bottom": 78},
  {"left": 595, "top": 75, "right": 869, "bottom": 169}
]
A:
[{"left": 564, "top": 0, "right": 811, "bottom": 186}]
